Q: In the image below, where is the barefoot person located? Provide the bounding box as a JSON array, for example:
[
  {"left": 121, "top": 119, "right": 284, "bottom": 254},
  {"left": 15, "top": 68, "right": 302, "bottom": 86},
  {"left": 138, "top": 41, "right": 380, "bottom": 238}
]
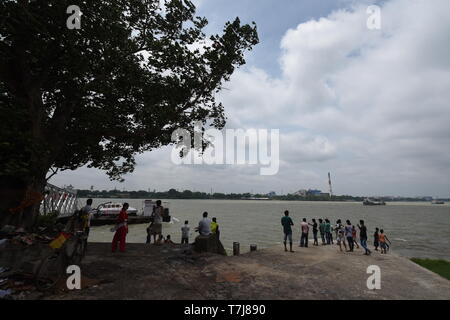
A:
[
  {"left": 352, "top": 225, "right": 360, "bottom": 249},
  {"left": 374, "top": 227, "right": 380, "bottom": 251},
  {"left": 111, "top": 203, "right": 129, "bottom": 253},
  {"left": 379, "top": 229, "right": 391, "bottom": 254},
  {"left": 325, "top": 219, "right": 333, "bottom": 244},
  {"left": 336, "top": 221, "right": 347, "bottom": 252},
  {"left": 309, "top": 219, "right": 319, "bottom": 246},
  {"left": 345, "top": 220, "right": 354, "bottom": 252},
  {"left": 150, "top": 200, "right": 164, "bottom": 244},
  {"left": 181, "top": 220, "right": 190, "bottom": 244},
  {"left": 281, "top": 210, "right": 294, "bottom": 252},
  {"left": 319, "top": 219, "right": 326, "bottom": 245},
  {"left": 357, "top": 220, "right": 371, "bottom": 255},
  {"left": 300, "top": 218, "right": 309, "bottom": 248}
]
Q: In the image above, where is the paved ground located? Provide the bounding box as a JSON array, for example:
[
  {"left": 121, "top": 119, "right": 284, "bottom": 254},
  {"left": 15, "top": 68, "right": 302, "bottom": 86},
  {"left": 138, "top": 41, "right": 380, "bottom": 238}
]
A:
[{"left": 47, "top": 242, "right": 450, "bottom": 300}]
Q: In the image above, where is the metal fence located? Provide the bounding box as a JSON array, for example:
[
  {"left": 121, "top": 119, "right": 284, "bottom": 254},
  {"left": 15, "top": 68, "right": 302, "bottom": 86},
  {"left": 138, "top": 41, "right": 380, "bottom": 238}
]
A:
[{"left": 40, "top": 183, "right": 79, "bottom": 217}]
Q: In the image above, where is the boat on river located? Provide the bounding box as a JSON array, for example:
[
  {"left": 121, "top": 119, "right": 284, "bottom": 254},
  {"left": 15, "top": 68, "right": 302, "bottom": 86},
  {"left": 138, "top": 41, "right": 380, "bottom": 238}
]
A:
[
  {"left": 89, "top": 200, "right": 171, "bottom": 226},
  {"left": 363, "top": 198, "right": 386, "bottom": 205}
]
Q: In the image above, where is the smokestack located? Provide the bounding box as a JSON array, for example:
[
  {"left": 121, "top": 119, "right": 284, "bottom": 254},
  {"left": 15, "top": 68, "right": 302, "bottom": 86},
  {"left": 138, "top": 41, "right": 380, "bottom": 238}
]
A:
[{"left": 328, "top": 172, "right": 333, "bottom": 199}]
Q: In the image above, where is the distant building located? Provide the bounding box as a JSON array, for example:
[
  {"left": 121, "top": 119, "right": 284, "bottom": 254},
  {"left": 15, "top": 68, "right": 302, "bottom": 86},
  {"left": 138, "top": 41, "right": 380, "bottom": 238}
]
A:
[
  {"left": 267, "top": 191, "right": 276, "bottom": 197},
  {"left": 294, "top": 189, "right": 307, "bottom": 197},
  {"left": 307, "top": 189, "right": 322, "bottom": 196}
]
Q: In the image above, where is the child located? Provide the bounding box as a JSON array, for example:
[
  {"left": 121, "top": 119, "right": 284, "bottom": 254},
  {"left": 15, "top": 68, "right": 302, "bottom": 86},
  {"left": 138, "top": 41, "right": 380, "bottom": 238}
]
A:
[
  {"left": 379, "top": 229, "right": 391, "bottom": 254},
  {"left": 374, "top": 227, "right": 380, "bottom": 251},
  {"left": 181, "top": 220, "right": 190, "bottom": 244},
  {"left": 164, "top": 235, "right": 174, "bottom": 244}
]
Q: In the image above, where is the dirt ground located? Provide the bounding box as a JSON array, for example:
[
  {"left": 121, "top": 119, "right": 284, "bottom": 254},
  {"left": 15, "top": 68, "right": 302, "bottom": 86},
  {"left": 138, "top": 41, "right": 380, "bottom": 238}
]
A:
[{"left": 45, "top": 242, "right": 450, "bottom": 300}]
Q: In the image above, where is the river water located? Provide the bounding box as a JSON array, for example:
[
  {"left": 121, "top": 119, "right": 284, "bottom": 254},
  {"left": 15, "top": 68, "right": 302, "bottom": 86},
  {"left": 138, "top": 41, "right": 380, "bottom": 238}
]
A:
[{"left": 82, "top": 198, "right": 450, "bottom": 260}]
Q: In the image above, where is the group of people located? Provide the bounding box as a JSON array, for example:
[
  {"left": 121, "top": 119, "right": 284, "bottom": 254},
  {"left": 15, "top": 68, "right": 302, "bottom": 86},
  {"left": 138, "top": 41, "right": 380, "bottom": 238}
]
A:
[
  {"left": 82, "top": 198, "right": 392, "bottom": 255},
  {"left": 281, "top": 210, "right": 391, "bottom": 255},
  {"left": 102, "top": 199, "right": 220, "bottom": 253},
  {"left": 179, "top": 212, "right": 220, "bottom": 245}
]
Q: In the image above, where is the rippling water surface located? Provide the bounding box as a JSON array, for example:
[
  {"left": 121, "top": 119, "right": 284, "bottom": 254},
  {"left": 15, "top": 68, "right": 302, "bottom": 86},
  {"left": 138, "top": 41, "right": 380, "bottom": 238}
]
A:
[{"left": 83, "top": 198, "right": 450, "bottom": 260}]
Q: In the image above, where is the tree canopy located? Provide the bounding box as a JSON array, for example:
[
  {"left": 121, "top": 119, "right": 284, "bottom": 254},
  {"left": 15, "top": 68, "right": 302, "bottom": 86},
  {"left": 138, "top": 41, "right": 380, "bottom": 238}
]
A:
[{"left": 0, "top": 0, "right": 258, "bottom": 227}]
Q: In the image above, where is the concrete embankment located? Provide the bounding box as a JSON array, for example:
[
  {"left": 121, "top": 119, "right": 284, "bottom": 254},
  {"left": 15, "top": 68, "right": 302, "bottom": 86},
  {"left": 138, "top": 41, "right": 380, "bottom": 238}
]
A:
[{"left": 47, "top": 242, "right": 450, "bottom": 300}]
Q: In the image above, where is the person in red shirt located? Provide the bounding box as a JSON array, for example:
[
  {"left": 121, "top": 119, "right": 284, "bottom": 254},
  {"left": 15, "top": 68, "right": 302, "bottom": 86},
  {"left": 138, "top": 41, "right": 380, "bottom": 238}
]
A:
[{"left": 112, "top": 203, "right": 129, "bottom": 252}]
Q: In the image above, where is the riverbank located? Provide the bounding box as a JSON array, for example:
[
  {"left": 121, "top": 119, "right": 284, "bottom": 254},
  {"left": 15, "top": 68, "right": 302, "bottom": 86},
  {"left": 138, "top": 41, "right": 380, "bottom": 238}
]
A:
[
  {"left": 411, "top": 258, "right": 450, "bottom": 281},
  {"left": 44, "top": 242, "right": 450, "bottom": 300},
  {"left": 85, "top": 199, "right": 450, "bottom": 261}
]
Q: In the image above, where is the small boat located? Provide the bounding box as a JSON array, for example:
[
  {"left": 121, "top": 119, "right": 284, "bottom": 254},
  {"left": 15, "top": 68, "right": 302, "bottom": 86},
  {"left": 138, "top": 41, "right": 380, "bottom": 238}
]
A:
[
  {"left": 89, "top": 201, "right": 172, "bottom": 226},
  {"left": 93, "top": 202, "right": 138, "bottom": 217},
  {"left": 363, "top": 198, "right": 386, "bottom": 205},
  {"left": 431, "top": 200, "right": 445, "bottom": 204}
]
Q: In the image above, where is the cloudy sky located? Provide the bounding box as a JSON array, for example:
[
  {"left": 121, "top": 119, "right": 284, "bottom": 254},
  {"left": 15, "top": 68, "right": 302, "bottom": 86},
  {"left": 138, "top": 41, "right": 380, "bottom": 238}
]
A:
[{"left": 52, "top": 0, "right": 450, "bottom": 197}]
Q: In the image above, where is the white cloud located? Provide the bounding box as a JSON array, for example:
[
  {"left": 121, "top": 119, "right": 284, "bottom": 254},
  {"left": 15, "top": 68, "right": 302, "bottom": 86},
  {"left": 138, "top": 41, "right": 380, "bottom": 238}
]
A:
[{"left": 53, "top": 0, "right": 450, "bottom": 197}]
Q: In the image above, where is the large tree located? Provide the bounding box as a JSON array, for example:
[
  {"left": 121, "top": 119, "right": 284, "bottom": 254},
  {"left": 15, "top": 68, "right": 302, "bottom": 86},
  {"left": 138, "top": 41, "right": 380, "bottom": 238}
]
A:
[{"left": 0, "top": 0, "right": 258, "bottom": 229}]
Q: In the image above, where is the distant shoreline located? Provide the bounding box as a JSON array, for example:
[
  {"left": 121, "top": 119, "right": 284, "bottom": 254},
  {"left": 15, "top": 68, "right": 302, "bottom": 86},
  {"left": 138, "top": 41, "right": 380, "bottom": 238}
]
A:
[
  {"left": 75, "top": 190, "right": 448, "bottom": 203},
  {"left": 77, "top": 197, "right": 448, "bottom": 203}
]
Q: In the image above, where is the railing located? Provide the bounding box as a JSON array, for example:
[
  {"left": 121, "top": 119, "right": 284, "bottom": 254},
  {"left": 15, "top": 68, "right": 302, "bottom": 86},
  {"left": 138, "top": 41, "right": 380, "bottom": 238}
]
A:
[{"left": 40, "top": 183, "right": 79, "bottom": 217}]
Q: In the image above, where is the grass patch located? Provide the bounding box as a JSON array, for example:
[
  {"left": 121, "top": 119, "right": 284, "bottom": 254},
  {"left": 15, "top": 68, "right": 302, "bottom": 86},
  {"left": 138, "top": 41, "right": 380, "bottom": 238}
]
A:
[{"left": 411, "top": 258, "right": 450, "bottom": 281}]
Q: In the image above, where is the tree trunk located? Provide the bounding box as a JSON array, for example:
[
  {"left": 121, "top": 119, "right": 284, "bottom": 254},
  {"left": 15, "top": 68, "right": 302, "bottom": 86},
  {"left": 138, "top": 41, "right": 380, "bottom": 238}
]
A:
[{"left": 0, "top": 172, "right": 47, "bottom": 231}]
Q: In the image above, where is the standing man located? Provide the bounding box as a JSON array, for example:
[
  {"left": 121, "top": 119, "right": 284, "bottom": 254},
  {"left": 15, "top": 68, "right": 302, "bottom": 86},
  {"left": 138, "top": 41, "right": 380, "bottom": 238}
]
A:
[
  {"left": 352, "top": 225, "right": 360, "bottom": 249},
  {"left": 335, "top": 219, "right": 347, "bottom": 252},
  {"left": 357, "top": 220, "right": 371, "bottom": 255},
  {"left": 150, "top": 200, "right": 164, "bottom": 244},
  {"left": 111, "top": 203, "right": 129, "bottom": 253},
  {"left": 309, "top": 219, "right": 319, "bottom": 246},
  {"left": 319, "top": 218, "right": 326, "bottom": 245},
  {"left": 181, "top": 220, "right": 190, "bottom": 244},
  {"left": 195, "top": 211, "right": 211, "bottom": 236},
  {"left": 281, "top": 210, "right": 294, "bottom": 252},
  {"left": 211, "top": 217, "right": 220, "bottom": 239},
  {"left": 374, "top": 227, "right": 380, "bottom": 251},
  {"left": 81, "top": 198, "right": 93, "bottom": 237},
  {"left": 325, "top": 219, "right": 333, "bottom": 245},
  {"left": 345, "top": 220, "right": 354, "bottom": 252},
  {"left": 300, "top": 218, "right": 309, "bottom": 248}
]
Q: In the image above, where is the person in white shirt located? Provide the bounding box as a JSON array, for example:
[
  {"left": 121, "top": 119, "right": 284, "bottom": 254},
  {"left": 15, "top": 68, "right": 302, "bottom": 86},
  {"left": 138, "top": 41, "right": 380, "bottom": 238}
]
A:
[
  {"left": 81, "top": 199, "right": 93, "bottom": 236},
  {"left": 195, "top": 211, "right": 211, "bottom": 236},
  {"left": 181, "top": 220, "right": 190, "bottom": 244},
  {"left": 149, "top": 200, "right": 164, "bottom": 243}
]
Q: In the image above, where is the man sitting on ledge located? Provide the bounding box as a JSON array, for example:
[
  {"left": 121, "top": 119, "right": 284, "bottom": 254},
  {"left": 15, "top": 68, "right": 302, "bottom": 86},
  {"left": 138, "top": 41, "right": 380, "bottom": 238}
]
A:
[
  {"left": 196, "top": 211, "right": 211, "bottom": 236},
  {"left": 194, "top": 211, "right": 225, "bottom": 254}
]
